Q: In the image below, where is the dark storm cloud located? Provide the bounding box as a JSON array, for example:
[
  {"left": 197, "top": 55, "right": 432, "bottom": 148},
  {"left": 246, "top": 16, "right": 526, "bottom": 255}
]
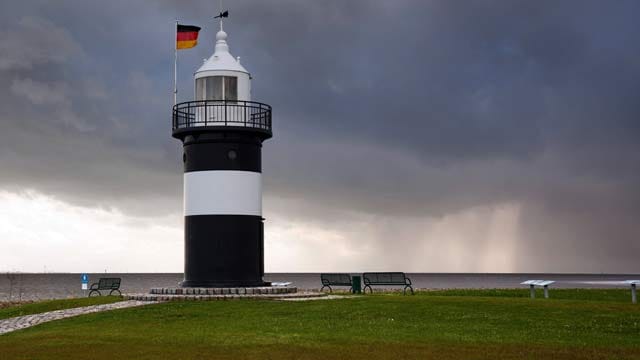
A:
[{"left": 0, "top": 1, "right": 639, "bottom": 271}]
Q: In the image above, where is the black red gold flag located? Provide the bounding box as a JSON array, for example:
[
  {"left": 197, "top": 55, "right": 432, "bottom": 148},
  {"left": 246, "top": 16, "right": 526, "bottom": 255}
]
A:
[{"left": 177, "top": 24, "right": 201, "bottom": 50}]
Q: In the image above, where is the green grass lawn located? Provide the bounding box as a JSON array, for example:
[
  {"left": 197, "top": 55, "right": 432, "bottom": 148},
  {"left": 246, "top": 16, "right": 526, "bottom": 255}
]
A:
[
  {"left": 0, "top": 290, "right": 638, "bottom": 359},
  {"left": 418, "top": 288, "right": 637, "bottom": 302},
  {"left": 0, "top": 296, "right": 122, "bottom": 321}
]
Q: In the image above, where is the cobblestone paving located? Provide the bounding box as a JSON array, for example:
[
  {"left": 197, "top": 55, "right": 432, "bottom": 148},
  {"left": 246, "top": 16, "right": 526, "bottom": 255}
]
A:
[
  {"left": 0, "top": 300, "right": 154, "bottom": 335},
  {"left": 279, "top": 294, "right": 349, "bottom": 301},
  {"left": 126, "top": 291, "right": 328, "bottom": 301}
]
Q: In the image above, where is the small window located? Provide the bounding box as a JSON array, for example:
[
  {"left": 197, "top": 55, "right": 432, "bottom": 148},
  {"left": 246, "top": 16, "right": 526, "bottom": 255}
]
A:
[
  {"left": 206, "top": 77, "right": 223, "bottom": 100},
  {"left": 224, "top": 77, "right": 237, "bottom": 101},
  {"left": 195, "top": 76, "right": 237, "bottom": 101},
  {"left": 195, "top": 78, "right": 206, "bottom": 101}
]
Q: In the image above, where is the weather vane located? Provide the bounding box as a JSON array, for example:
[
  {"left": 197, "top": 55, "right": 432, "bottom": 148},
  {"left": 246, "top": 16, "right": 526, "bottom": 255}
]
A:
[
  {"left": 214, "top": 7, "right": 228, "bottom": 31},
  {"left": 214, "top": 0, "right": 229, "bottom": 29},
  {"left": 214, "top": 10, "right": 229, "bottom": 19}
]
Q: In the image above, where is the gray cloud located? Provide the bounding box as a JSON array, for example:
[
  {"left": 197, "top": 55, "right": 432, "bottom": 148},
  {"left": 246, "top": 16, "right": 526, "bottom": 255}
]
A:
[
  {"left": 0, "top": 1, "right": 639, "bottom": 272},
  {"left": 0, "top": 16, "right": 82, "bottom": 70}
]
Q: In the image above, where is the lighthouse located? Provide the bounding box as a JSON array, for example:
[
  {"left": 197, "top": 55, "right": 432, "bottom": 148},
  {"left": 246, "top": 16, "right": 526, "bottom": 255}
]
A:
[{"left": 172, "top": 20, "right": 272, "bottom": 287}]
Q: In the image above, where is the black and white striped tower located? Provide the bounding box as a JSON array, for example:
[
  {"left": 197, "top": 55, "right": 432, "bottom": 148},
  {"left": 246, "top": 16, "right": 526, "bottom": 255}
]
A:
[{"left": 171, "top": 19, "right": 272, "bottom": 287}]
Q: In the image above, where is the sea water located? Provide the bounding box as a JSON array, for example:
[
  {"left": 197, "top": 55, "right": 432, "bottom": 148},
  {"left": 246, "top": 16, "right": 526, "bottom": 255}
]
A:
[{"left": 1, "top": 273, "right": 638, "bottom": 301}]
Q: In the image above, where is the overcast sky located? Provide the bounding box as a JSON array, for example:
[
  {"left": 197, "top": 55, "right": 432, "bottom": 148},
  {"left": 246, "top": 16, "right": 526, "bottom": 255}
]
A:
[{"left": 0, "top": 1, "right": 638, "bottom": 273}]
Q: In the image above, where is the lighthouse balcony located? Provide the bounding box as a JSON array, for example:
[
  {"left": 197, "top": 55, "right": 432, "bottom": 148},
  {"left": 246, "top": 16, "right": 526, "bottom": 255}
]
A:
[{"left": 172, "top": 100, "right": 272, "bottom": 137}]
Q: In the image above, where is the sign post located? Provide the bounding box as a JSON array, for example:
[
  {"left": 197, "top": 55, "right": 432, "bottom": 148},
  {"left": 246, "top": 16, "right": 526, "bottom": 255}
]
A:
[{"left": 81, "top": 273, "right": 89, "bottom": 297}]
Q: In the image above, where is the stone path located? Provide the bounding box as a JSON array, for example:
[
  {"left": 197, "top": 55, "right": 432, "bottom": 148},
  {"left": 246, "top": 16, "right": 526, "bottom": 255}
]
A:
[
  {"left": 0, "top": 293, "right": 348, "bottom": 335},
  {"left": 0, "top": 300, "right": 153, "bottom": 335}
]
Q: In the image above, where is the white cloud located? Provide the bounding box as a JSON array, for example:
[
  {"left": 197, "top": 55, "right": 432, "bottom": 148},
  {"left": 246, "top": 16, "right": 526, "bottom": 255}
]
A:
[
  {"left": 0, "top": 190, "right": 182, "bottom": 273},
  {"left": 0, "top": 189, "right": 523, "bottom": 273},
  {"left": 264, "top": 199, "right": 522, "bottom": 273}
]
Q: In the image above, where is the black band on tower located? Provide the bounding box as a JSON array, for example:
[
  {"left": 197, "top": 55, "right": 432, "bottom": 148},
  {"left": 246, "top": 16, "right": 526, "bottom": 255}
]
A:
[
  {"left": 183, "top": 136, "right": 262, "bottom": 173},
  {"left": 182, "top": 215, "right": 264, "bottom": 287}
]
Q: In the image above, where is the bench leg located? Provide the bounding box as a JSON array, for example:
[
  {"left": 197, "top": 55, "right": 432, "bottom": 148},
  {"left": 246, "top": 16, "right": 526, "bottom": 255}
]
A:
[
  {"left": 404, "top": 285, "right": 414, "bottom": 295},
  {"left": 529, "top": 285, "right": 535, "bottom": 299},
  {"left": 321, "top": 285, "right": 332, "bottom": 293},
  {"left": 88, "top": 290, "right": 101, "bottom": 297},
  {"left": 363, "top": 285, "right": 372, "bottom": 294},
  {"left": 110, "top": 289, "right": 122, "bottom": 296}
]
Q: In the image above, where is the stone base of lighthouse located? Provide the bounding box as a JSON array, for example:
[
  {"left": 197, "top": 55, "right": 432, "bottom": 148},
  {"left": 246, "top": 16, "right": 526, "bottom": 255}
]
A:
[{"left": 124, "top": 286, "right": 329, "bottom": 301}]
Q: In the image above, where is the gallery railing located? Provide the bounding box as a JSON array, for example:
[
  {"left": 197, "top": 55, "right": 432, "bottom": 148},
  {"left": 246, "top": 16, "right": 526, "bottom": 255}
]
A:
[{"left": 172, "top": 100, "right": 272, "bottom": 135}]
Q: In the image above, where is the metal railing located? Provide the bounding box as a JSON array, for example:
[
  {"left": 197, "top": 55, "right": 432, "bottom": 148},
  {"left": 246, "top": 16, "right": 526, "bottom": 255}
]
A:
[{"left": 172, "top": 100, "right": 272, "bottom": 134}]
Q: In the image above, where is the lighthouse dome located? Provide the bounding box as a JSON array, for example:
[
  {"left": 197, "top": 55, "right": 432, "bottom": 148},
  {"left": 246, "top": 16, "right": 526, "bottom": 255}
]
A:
[
  {"left": 195, "top": 30, "right": 248, "bottom": 75},
  {"left": 194, "top": 28, "right": 251, "bottom": 102}
]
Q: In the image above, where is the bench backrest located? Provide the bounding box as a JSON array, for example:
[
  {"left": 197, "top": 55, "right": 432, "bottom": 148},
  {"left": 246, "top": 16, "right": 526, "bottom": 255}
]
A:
[
  {"left": 321, "top": 273, "right": 352, "bottom": 286},
  {"left": 363, "top": 272, "right": 407, "bottom": 285},
  {"left": 98, "top": 278, "right": 121, "bottom": 290}
]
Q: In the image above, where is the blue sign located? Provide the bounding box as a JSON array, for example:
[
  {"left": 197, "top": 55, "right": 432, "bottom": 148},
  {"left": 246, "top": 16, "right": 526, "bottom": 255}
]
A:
[{"left": 81, "top": 274, "right": 89, "bottom": 284}]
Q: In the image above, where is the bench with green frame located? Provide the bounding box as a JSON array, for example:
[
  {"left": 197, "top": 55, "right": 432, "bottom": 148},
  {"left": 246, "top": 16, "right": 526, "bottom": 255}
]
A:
[
  {"left": 88, "top": 278, "right": 122, "bottom": 297},
  {"left": 320, "top": 273, "right": 353, "bottom": 293},
  {"left": 363, "top": 272, "right": 414, "bottom": 295}
]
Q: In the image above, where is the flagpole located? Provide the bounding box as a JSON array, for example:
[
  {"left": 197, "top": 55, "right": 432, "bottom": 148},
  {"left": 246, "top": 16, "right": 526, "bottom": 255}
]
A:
[{"left": 174, "top": 19, "right": 178, "bottom": 106}]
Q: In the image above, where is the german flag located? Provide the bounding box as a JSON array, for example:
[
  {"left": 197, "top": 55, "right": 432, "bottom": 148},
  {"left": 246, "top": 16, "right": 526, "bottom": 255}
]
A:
[{"left": 177, "top": 24, "right": 201, "bottom": 50}]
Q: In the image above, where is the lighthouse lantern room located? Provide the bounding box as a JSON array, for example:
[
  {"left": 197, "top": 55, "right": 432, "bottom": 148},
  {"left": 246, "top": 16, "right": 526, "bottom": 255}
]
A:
[
  {"left": 172, "top": 18, "right": 272, "bottom": 287},
  {"left": 195, "top": 29, "right": 250, "bottom": 102}
]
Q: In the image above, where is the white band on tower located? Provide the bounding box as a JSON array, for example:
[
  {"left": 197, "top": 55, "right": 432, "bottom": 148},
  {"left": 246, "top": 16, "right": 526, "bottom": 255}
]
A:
[{"left": 184, "top": 170, "right": 262, "bottom": 216}]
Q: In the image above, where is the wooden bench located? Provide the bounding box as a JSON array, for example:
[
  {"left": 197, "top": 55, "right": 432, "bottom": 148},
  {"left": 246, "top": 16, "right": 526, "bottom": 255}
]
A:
[
  {"left": 363, "top": 272, "right": 414, "bottom": 295},
  {"left": 320, "top": 273, "right": 353, "bottom": 293},
  {"left": 88, "top": 278, "right": 122, "bottom": 297}
]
